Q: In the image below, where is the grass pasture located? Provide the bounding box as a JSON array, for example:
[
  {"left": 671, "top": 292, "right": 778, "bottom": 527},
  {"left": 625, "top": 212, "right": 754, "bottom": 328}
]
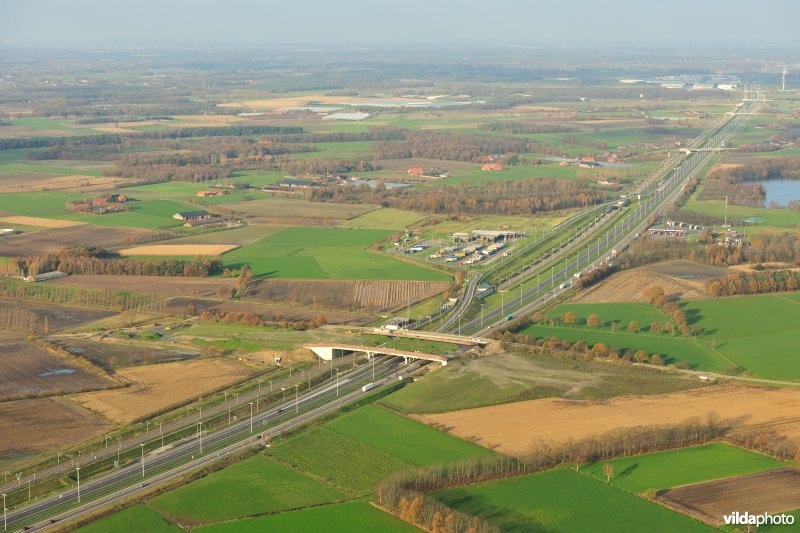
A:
[
  {"left": 682, "top": 295, "right": 800, "bottom": 380},
  {"left": 150, "top": 455, "right": 345, "bottom": 524},
  {"left": 269, "top": 426, "right": 414, "bottom": 492},
  {"left": 77, "top": 505, "right": 180, "bottom": 533},
  {"left": 193, "top": 501, "right": 417, "bottom": 533},
  {"left": 583, "top": 443, "right": 789, "bottom": 493},
  {"left": 324, "top": 404, "right": 493, "bottom": 466},
  {"left": 224, "top": 226, "right": 450, "bottom": 280},
  {"left": 434, "top": 468, "right": 711, "bottom": 532},
  {"left": 338, "top": 207, "right": 427, "bottom": 230},
  {"left": 546, "top": 301, "right": 668, "bottom": 331}
]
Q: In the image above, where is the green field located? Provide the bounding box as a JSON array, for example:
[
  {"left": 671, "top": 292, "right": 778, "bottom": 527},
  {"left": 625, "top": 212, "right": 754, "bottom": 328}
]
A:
[
  {"left": 684, "top": 195, "right": 800, "bottom": 229},
  {"left": 224, "top": 226, "right": 450, "bottom": 280},
  {"left": 77, "top": 505, "right": 180, "bottom": 533},
  {"left": 194, "top": 501, "right": 417, "bottom": 533},
  {"left": 338, "top": 207, "right": 427, "bottom": 230},
  {"left": 324, "top": 405, "right": 493, "bottom": 466},
  {"left": 435, "top": 469, "right": 712, "bottom": 533},
  {"left": 270, "top": 427, "right": 414, "bottom": 492},
  {"left": 682, "top": 294, "right": 800, "bottom": 380},
  {"left": 381, "top": 353, "right": 701, "bottom": 414},
  {"left": 583, "top": 443, "right": 789, "bottom": 493},
  {"left": 0, "top": 191, "right": 194, "bottom": 229},
  {"left": 519, "top": 323, "right": 725, "bottom": 371},
  {"left": 149, "top": 455, "right": 345, "bottom": 523},
  {"left": 546, "top": 302, "right": 669, "bottom": 331}
]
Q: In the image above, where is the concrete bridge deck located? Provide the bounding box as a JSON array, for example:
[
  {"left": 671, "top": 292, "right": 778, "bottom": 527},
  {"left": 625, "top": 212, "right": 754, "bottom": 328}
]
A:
[{"left": 304, "top": 343, "right": 451, "bottom": 365}]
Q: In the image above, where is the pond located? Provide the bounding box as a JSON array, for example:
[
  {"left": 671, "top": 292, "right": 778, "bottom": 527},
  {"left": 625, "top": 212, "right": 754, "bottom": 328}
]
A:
[{"left": 757, "top": 179, "right": 800, "bottom": 207}]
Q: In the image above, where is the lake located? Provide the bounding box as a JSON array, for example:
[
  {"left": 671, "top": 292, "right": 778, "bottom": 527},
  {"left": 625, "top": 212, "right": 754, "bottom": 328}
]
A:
[{"left": 758, "top": 179, "right": 800, "bottom": 207}]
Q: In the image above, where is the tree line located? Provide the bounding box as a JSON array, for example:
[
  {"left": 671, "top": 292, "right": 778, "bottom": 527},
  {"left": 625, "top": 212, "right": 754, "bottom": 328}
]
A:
[
  {"left": 707, "top": 269, "right": 800, "bottom": 297},
  {"left": 310, "top": 177, "right": 606, "bottom": 215},
  {"left": 10, "top": 247, "right": 223, "bottom": 278},
  {"left": 372, "top": 130, "right": 533, "bottom": 162},
  {"left": 478, "top": 121, "right": 577, "bottom": 134}
]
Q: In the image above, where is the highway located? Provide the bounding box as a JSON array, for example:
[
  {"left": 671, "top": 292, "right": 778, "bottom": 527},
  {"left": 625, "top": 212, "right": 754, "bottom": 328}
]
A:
[
  {"left": 0, "top": 352, "right": 365, "bottom": 498},
  {"left": 438, "top": 91, "right": 763, "bottom": 336},
  {"left": 4, "top": 356, "right": 426, "bottom": 532}
]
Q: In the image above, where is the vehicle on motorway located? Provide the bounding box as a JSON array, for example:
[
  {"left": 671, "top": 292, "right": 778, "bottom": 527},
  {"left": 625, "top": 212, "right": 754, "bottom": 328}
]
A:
[{"left": 362, "top": 382, "right": 377, "bottom": 392}]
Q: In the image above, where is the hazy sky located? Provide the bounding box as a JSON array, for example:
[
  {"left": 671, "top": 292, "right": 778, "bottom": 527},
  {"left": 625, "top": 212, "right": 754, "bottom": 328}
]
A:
[{"left": 1, "top": 0, "right": 798, "bottom": 47}]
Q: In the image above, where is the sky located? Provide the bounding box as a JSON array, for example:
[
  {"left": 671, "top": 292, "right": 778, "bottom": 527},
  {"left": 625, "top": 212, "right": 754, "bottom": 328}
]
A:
[{"left": 1, "top": 0, "right": 798, "bottom": 48}]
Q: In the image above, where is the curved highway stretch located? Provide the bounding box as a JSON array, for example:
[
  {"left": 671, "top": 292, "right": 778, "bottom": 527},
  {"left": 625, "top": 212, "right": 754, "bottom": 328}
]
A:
[{"left": 440, "top": 91, "right": 763, "bottom": 336}]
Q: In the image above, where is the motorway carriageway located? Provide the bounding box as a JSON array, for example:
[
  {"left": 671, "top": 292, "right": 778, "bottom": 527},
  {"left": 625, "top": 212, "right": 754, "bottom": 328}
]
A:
[{"left": 7, "top": 356, "right": 425, "bottom": 532}]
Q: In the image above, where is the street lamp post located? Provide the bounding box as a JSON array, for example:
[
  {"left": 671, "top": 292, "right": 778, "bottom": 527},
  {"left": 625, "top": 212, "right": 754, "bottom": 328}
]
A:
[
  {"left": 198, "top": 422, "right": 203, "bottom": 455},
  {"left": 140, "top": 444, "right": 145, "bottom": 478},
  {"left": 117, "top": 437, "right": 120, "bottom": 463},
  {"left": 248, "top": 402, "right": 254, "bottom": 433},
  {"left": 2, "top": 492, "right": 6, "bottom": 532},
  {"left": 160, "top": 421, "right": 164, "bottom": 449},
  {"left": 76, "top": 467, "right": 81, "bottom": 503},
  {"left": 295, "top": 384, "right": 299, "bottom": 414},
  {"left": 336, "top": 368, "right": 340, "bottom": 397}
]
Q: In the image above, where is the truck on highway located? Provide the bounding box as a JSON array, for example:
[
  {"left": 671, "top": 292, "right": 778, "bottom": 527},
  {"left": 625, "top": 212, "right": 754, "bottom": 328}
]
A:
[{"left": 362, "top": 383, "right": 377, "bottom": 392}]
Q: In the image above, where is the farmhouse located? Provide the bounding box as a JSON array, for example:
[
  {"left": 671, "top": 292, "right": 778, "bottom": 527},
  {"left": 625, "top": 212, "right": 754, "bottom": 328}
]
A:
[
  {"left": 196, "top": 189, "right": 225, "bottom": 197},
  {"left": 407, "top": 167, "right": 424, "bottom": 176},
  {"left": 172, "top": 211, "right": 217, "bottom": 222},
  {"left": 277, "top": 179, "right": 319, "bottom": 189}
]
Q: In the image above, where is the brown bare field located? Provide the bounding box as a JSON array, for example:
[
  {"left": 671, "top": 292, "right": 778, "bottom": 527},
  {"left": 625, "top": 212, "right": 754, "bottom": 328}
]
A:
[
  {"left": 0, "top": 397, "right": 112, "bottom": 454},
  {"left": 0, "top": 224, "right": 161, "bottom": 256},
  {"left": 0, "top": 215, "right": 84, "bottom": 228},
  {"left": 118, "top": 244, "right": 239, "bottom": 256},
  {"left": 0, "top": 298, "right": 116, "bottom": 331},
  {"left": 414, "top": 386, "right": 800, "bottom": 457},
  {"left": 222, "top": 197, "right": 376, "bottom": 222},
  {"left": 217, "top": 94, "right": 428, "bottom": 109},
  {"left": 0, "top": 174, "right": 127, "bottom": 193},
  {"left": 50, "top": 275, "right": 237, "bottom": 299},
  {"left": 0, "top": 333, "right": 117, "bottom": 400},
  {"left": 71, "top": 359, "right": 253, "bottom": 423},
  {"left": 48, "top": 337, "right": 199, "bottom": 369},
  {"left": 574, "top": 260, "right": 731, "bottom": 303},
  {"left": 164, "top": 296, "right": 372, "bottom": 325},
  {"left": 659, "top": 468, "right": 800, "bottom": 525},
  {"left": 244, "top": 278, "right": 449, "bottom": 312}
]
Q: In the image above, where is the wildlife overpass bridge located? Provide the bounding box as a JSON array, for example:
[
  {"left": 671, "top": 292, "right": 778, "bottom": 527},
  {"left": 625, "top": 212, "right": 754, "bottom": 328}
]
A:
[{"left": 304, "top": 343, "right": 451, "bottom": 366}]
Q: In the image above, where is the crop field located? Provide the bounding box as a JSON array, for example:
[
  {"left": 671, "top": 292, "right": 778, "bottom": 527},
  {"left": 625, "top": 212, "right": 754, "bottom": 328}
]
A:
[
  {"left": 150, "top": 455, "right": 346, "bottom": 525},
  {"left": 0, "top": 298, "right": 116, "bottom": 331},
  {"left": 77, "top": 505, "right": 181, "bottom": 533},
  {"left": 415, "top": 386, "right": 800, "bottom": 457},
  {"left": 154, "top": 224, "right": 283, "bottom": 247},
  {"left": 244, "top": 278, "right": 449, "bottom": 312},
  {"left": 574, "top": 265, "right": 714, "bottom": 303},
  {"left": 118, "top": 244, "right": 239, "bottom": 256},
  {"left": 0, "top": 215, "right": 85, "bottom": 228},
  {"left": 220, "top": 197, "right": 377, "bottom": 225},
  {"left": 270, "top": 426, "right": 414, "bottom": 492},
  {"left": 519, "top": 323, "right": 724, "bottom": 371},
  {"left": 49, "top": 338, "right": 199, "bottom": 369},
  {"left": 681, "top": 295, "right": 800, "bottom": 380},
  {"left": 164, "top": 296, "right": 372, "bottom": 326},
  {"left": 659, "top": 468, "right": 800, "bottom": 525},
  {"left": 381, "top": 353, "right": 701, "bottom": 414},
  {"left": 0, "top": 334, "right": 117, "bottom": 399},
  {"left": 582, "top": 443, "right": 789, "bottom": 493},
  {"left": 71, "top": 359, "right": 253, "bottom": 423},
  {"left": 434, "top": 468, "right": 711, "bottom": 533},
  {"left": 324, "top": 405, "right": 493, "bottom": 466},
  {"left": 193, "top": 501, "right": 417, "bottom": 533},
  {"left": 0, "top": 397, "right": 112, "bottom": 456},
  {"left": 224, "top": 226, "right": 450, "bottom": 280},
  {"left": 0, "top": 224, "right": 162, "bottom": 256},
  {"left": 51, "top": 275, "right": 237, "bottom": 300},
  {"left": 338, "top": 207, "right": 428, "bottom": 230}
]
